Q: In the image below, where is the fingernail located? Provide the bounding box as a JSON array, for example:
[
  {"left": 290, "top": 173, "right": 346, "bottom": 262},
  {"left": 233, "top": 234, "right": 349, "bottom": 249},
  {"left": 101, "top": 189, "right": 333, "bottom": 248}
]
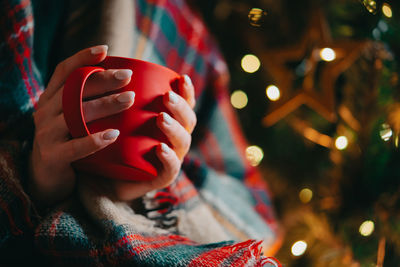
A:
[
  {"left": 162, "top": 112, "right": 173, "bottom": 125},
  {"left": 103, "top": 129, "right": 120, "bottom": 140},
  {"left": 117, "top": 91, "right": 135, "bottom": 103},
  {"left": 114, "top": 69, "right": 133, "bottom": 80},
  {"left": 183, "top": 74, "right": 193, "bottom": 87},
  {"left": 91, "top": 45, "right": 108, "bottom": 55},
  {"left": 160, "top": 143, "right": 170, "bottom": 153},
  {"left": 168, "top": 91, "right": 178, "bottom": 104}
]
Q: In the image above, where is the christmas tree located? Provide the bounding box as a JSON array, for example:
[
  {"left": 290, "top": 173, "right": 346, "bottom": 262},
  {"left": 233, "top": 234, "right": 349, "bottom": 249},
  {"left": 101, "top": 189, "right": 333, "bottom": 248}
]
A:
[{"left": 197, "top": 0, "right": 400, "bottom": 266}]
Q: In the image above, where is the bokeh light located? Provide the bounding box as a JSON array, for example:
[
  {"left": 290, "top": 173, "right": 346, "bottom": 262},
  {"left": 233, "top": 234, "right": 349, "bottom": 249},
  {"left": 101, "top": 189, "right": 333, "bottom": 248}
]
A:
[
  {"left": 245, "top": 145, "right": 264, "bottom": 166},
  {"left": 291, "top": 240, "right": 307, "bottom": 256},
  {"left": 266, "top": 85, "right": 281, "bottom": 101},
  {"left": 248, "top": 8, "right": 267, "bottom": 27},
  {"left": 372, "top": 28, "right": 381, "bottom": 39},
  {"left": 299, "top": 188, "right": 313, "bottom": 203},
  {"left": 378, "top": 20, "right": 389, "bottom": 32},
  {"left": 320, "top": 48, "right": 336, "bottom": 62},
  {"left": 361, "top": 0, "right": 377, "bottom": 14},
  {"left": 379, "top": 123, "right": 392, "bottom": 141},
  {"left": 359, "top": 220, "right": 375, "bottom": 236},
  {"left": 335, "top": 136, "right": 348, "bottom": 150},
  {"left": 241, "top": 54, "right": 261, "bottom": 73},
  {"left": 230, "top": 90, "right": 248, "bottom": 109},
  {"left": 382, "top": 3, "right": 392, "bottom": 18}
]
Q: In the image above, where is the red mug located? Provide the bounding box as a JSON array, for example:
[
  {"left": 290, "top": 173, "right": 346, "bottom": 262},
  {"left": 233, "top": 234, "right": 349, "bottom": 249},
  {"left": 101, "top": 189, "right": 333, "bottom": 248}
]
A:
[{"left": 62, "top": 56, "right": 179, "bottom": 181}]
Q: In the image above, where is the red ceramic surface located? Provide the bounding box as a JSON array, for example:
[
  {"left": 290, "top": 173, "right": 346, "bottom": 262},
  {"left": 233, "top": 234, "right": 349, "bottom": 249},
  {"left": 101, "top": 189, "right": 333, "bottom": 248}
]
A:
[{"left": 62, "top": 56, "right": 179, "bottom": 181}]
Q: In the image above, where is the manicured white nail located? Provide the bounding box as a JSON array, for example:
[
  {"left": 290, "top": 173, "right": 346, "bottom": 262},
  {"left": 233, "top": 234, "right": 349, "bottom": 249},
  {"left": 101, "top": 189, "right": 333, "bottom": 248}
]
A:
[
  {"left": 103, "top": 129, "right": 120, "bottom": 140},
  {"left": 168, "top": 91, "right": 178, "bottom": 104},
  {"left": 114, "top": 69, "right": 133, "bottom": 80},
  {"left": 90, "top": 45, "right": 108, "bottom": 55},
  {"left": 162, "top": 112, "right": 173, "bottom": 125},
  {"left": 160, "top": 143, "right": 170, "bottom": 153},
  {"left": 183, "top": 74, "right": 193, "bottom": 87},
  {"left": 117, "top": 91, "right": 135, "bottom": 103}
]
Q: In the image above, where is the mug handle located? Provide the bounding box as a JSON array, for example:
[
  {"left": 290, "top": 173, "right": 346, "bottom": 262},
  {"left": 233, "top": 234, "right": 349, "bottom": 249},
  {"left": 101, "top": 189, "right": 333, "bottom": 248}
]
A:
[{"left": 62, "top": 66, "right": 105, "bottom": 138}]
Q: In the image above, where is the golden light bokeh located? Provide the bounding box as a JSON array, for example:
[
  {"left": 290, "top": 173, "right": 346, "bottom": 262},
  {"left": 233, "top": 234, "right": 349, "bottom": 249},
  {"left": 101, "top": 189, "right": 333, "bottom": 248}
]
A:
[
  {"left": 379, "top": 123, "right": 392, "bottom": 142},
  {"left": 245, "top": 145, "right": 264, "bottom": 166},
  {"left": 320, "top": 48, "right": 336, "bottom": 62},
  {"left": 359, "top": 220, "right": 375, "bottom": 236},
  {"left": 382, "top": 3, "right": 393, "bottom": 18},
  {"left": 291, "top": 240, "right": 307, "bottom": 256},
  {"left": 299, "top": 188, "right": 313, "bottom": 203},
  {"left": 230, "top": 90, "right": 248, "bottom": 109},
  {"left": 361, "top": 0, "right": 377, "bottom": 14},
  {"left": 241, "top": 54, "right": 261, "bottom": 73},
  {"left": 248, "top": 8, "right": 267, "bottom": 27},
  {"left": 266, "top": 85, "right": 281, "bottom": 101},
  {"left": 335, "top": 136, "right": 348, "bottom": 150}
]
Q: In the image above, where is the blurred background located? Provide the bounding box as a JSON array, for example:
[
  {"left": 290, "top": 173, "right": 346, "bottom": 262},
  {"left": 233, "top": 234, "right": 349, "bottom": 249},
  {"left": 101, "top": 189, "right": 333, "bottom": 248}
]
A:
[{"left": 195, "top": 0, "right": 400, "bottom": 266}]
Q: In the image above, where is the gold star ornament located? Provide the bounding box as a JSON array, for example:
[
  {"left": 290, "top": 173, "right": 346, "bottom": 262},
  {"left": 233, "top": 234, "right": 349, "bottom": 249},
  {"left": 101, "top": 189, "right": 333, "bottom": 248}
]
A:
[{"left": 247, "top": 11, "right": 369, "bottom": 126}]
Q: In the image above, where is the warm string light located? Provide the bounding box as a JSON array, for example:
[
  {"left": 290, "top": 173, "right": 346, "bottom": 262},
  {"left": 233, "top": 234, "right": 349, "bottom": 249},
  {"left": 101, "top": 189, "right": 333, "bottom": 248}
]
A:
[
  {"left": 382, "top": 3, "right": 392, "bottom": 18},
  {"left": 230, "top": 90, "right": 248, "bottom": 109},
  {"left": 245, "top": 145, "right": 264, "bottom": 166},
  {"left": 291, "top": 240, "right": 307, "bottom": 256},
  {"left": 266, "top": 85, "right": 281, "bottom": 101},
  {"left": 248, "top": 8, "right": 267, "bottom": 27},
  {"left": 299, "top": 188, "right": 313, "bottom": 203},
  {"left": 335, "top": 136, "right": 348, "bottom": 150},
  {"left": 319, "top": 48, "right": 336, "bottom": 62},
  {"left": 361, "top": 0, "right": 377, "bottom": 14},
  {"left": 241, "top": 54, "right": 261, "bottom": 73},
  {"left": 380, "top": 123, "right": 393, "bottom": 141},
  {"left": 359, "top": 220, "right": 375, "bottom": 236}
]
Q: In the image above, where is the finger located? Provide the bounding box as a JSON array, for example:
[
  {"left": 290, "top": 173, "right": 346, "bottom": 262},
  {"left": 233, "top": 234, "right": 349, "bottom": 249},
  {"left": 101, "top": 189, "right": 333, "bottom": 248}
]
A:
[
  {"left": 111, "top": 180, "right": 152, "bottom": 202},
  {"left": 83, "top": 91, "right": 135, "bottom": 122},
  {"left": 39, "top": 85, "right": 64, "bottom": 118},
  {"left": 50, "top": 113, "right": 71, "bottom": 142},
  {"left": 154, "top": 143, "right": 180, "bottom": 188},
  {"left": 33, "top": 90, "right": 70, "bottom": 129},
  {"left": 83, "top": 69, "right": 132, "bottom": 99},
  {"left": 164, "top": 91, "right": 197, "bottom": 133},
  {"left": 34, "top": 113, "right": 70, "bottom": 146},
  {"left": 42, "top": 69, "right": 133, "bottom": 118},
  {"left": 40, "top": 45, "right": 108, "bottom": 104},
  {"left": 179, "top": 75, "right": 196, "bottom": 109},
  {"left": 157, "top": 112, "right": 191, "bottom": 160},
  {"left": 62, "top": 129, "right": 120, "bottom": 162},
  {"left": 107, "top": 144, "right": 180, "bottom": 201}
]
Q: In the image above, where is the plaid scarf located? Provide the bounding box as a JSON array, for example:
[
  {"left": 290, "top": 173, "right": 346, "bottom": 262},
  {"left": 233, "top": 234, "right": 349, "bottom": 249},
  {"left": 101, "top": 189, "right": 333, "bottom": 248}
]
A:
[{"left": 0, "top": 0, "right": 281, "bottom": 266}]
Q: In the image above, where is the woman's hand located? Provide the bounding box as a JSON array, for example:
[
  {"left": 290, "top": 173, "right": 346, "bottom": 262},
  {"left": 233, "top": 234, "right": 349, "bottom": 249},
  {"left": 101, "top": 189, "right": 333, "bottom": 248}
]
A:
[
  {"left": 110, "top": 75, "right": 197, "bottom": 201},
  {"left": 30, "top": 45, "right": 135, "bottom": 205}
]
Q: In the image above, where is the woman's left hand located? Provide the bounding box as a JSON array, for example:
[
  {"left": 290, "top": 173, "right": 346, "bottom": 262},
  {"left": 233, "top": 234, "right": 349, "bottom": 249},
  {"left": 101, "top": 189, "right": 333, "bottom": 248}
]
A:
[{"left": 108, "top": 74, "right": 197, "bottom": 201}]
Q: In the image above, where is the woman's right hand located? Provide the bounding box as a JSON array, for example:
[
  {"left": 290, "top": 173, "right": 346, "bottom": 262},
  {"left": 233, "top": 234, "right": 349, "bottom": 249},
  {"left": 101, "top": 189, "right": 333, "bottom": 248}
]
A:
[{"left": 29, "top": 45, "right": 134, "bottom": 205}]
